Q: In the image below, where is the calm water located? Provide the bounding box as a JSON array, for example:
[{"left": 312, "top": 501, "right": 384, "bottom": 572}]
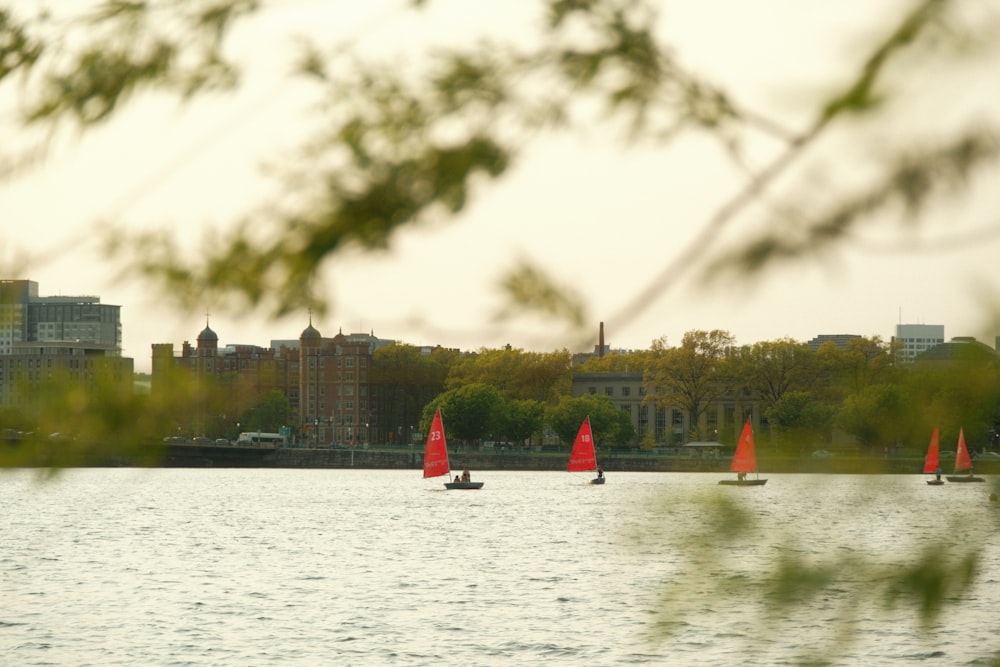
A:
[{"left": 3, "top": 469, "right": 1000, "bottom": 666}]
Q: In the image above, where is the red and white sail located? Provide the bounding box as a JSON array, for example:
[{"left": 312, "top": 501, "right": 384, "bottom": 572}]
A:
[
  {"left": 422, "top": 408, "right": 451, "bottom": 479},
  {"left": 567, "top": 417, "right": 598, "bottom": 472}
]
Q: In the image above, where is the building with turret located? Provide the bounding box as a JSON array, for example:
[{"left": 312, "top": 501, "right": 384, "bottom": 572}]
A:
[{"left": 151, "top": 320, "right": 393, "bottom": 445}]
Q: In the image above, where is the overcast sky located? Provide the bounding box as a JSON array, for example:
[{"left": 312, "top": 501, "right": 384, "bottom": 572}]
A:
[{"left": 5, "top": 0, "right": 1000, "bottom": 373}]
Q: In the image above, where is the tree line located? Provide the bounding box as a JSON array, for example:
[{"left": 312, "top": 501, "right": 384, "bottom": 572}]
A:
[
  {"left": 371, "top": 330, "right": 1000, "bottom": 453},
  {"left": 4, "top": 329, "right": 996, "bottom": 455}
]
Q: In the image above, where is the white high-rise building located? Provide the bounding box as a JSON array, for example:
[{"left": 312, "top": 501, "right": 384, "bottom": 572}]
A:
[{"left": 894, "top": 323, "right": 945, "bottom": 363}]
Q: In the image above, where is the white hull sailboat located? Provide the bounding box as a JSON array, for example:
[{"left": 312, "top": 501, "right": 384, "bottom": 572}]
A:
[{"left": 422, "top": 408, "right": 483, "bottom": 490}]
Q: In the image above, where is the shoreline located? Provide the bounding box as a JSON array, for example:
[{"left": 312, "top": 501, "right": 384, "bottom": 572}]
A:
[{"left": 146, "top": 443, "right": 999, "bottom": 475}]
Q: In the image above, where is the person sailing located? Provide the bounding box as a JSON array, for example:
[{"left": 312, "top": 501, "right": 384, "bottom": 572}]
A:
[{"left": 461, "top": 468, "right": 471, "bottom": 483}]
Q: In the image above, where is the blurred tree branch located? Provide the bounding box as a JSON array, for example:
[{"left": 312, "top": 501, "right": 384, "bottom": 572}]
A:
[{"left": 8, "top": 1, "right": 993, "bottom": 338}]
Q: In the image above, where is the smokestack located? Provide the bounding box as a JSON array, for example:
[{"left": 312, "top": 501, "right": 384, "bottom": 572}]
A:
[{"left": 599, "top": 321, "right": 605, "bottom": 358}]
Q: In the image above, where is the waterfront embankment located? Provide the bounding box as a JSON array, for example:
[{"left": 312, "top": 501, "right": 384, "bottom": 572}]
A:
[{"left": 157, "top": 442, "right": 1000, "bottom": 475}]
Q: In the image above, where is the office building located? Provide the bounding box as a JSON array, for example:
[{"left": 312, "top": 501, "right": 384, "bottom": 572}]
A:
[
  {"left": 0, "top": 279, "right": 131, "bottom": 406},
  {"left": 893, "top": 324, "right": 945, "bottom": 363}
]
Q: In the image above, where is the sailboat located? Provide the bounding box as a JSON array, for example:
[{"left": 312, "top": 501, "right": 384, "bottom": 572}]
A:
[
  {"left": 718, "top": 418, "right": 767, "bottom": 486},
  {"left": 422, "top": 408, "right": 484, "bottom": 490},
  {"left": 923, "top": 427, "right": 945, "bottom": 485},
  {"left": 946, "top": 428, "right": 984, "bottom": 483},
  {"left": 567, "top": 416, "right": 604, "bottom": 484}
]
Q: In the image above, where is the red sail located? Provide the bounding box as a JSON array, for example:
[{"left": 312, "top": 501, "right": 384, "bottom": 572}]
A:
[
  {"left": 729, "top": 418, "right": 758, "bottom": 473},
  {"left": 567, "top": 417, "right": 598, "bottom": 472},
  {"left": 922, "top": 428, "right": 940, "bottom": 474},
  {"left": 954, "top": 428, "right": 973, "bottom": 473},
  {"left": 422, "top": 408, "right": 451, "bottom": 479}
]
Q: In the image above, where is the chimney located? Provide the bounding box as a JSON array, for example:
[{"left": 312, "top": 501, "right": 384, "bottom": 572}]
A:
[{"left": 599, "top": 322, "right": 605, "bottom": 358}]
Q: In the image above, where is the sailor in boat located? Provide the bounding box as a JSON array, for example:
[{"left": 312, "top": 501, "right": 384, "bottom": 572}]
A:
[
  {"left": 737, "top": 471, "right": 746, "bottom": 482},
  {"left": 454, "top": 474, "right": 461, "bottom": 484},
  {"left": 597, "top": 467, "right": 604, "bottom": 480},
  {"left": 461, "top": 468, "right": 471, "bottom": 483},
  {"left": 935, "top": 466, "right": 942, "bottom": 482}
]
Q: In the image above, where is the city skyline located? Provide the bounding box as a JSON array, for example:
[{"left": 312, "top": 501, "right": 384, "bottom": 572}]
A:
[{"left": 2, "top": 277, "right": 989, "bottom": 375}]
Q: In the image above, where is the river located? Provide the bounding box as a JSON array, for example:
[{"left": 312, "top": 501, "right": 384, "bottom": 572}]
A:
[{"left": 3, "top": 469, "right": 999, "bottom": 665}]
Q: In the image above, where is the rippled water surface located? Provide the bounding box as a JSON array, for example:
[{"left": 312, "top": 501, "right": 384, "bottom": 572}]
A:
[{"left": 3, "top": 469, "right": 1000, "bottom": 666}]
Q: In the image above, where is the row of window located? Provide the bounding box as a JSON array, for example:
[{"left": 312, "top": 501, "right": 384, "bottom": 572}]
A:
[
  {"left": 306, "top": 385, "right": 368, "bottom": 397},
  {"left": 0, "top": 358, "right": 99, "bottom": 370},
  {"left": 589, "top": 385, "right": 753, "bottom": 398}
]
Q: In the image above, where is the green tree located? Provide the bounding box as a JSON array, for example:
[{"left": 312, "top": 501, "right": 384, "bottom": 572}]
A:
[
  {"left": 904, "top": 346, "right": 1000, "bottom": 449},
  {"left": 575, "top": 349, "right": 655, "bottom": 373},
  {"left": 644, "top": 330, "right": 737, "bottom": 441},
  {"left": 734, "top": 339, "right": 817, "bottom": 412},
  {"left": 818, "top": 337, "right": 900, "bottom": 400},
  {"left": 836, "top": 383, "right": 908, "bottom": 451},
  {"left": 494, "top": 398, "right": 545, "bottom": 447},
  {"left": 445, "top": 347, "right": 571, "bottom": 403},
  {"left": 423, "top": 383, "right": 502, "bottom": 445},
  {"left": 764, "top": 390, "right": 835, "bottom": 454},
  {"left": 372, "top": 343, "right": 459, "bottom": 444},
  {"left": 240, "top": 389, "right": 290, "bottom": 434},
  {"left": 546, "top": 393, "right": 625, "bottom": 447}
]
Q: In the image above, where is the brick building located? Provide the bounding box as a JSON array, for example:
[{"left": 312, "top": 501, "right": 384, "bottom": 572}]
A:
[{"left": 152, "top": 320, "right": 392, "bottom": 445}]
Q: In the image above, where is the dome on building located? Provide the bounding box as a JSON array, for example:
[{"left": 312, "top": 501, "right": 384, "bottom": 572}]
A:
[
  {"left": 197, "top": 322, "right": 218, "bottom": 343},
  {"left": 300, "top": 320, "right": 322, "bottom": 340}
]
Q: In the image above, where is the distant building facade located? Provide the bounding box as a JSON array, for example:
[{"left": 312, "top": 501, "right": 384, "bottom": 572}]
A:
[
  {"left": 570, "top": 372, "right": 761, "bottom": 446},
  {"left": 0, "top": 280, "right": 123, "bottom": 355},
  {"left": 152, "top": 320, "right": 393, "bottom": 445},
  {"left": 807, "top": 334, "right": 862, "bottom": 352},
  {"left": 914, "top": 336, "right": 997, "bottom": 364},
  {"left": 0, "top": 279, "right": 132, "bottom": 406},
  {"left": 893, "top": 323, "right": 945, "bottom": 364}
]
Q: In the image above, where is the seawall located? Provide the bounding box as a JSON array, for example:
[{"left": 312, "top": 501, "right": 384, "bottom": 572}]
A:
[{"left": 158, "top": 443, "right": 1000, "bottom": 475}]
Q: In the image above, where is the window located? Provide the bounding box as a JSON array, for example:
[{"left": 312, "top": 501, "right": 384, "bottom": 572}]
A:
[
  {"left": 604, "top": 386, "right": 613, "bottom": 396},
  {"left": 621, "top": 386, "right": 631, "bottom": 397}
]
